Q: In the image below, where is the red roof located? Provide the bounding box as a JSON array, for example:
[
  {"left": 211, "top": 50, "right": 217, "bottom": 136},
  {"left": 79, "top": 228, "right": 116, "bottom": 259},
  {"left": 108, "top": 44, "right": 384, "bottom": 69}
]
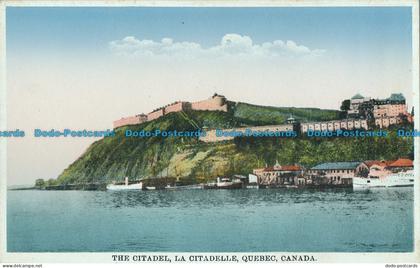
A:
[
  {"left": 388, "top": 158, "right": 413, "bottom": 167},
  {"left": 364, "top": 160, "right": 394, "bottom": 167},
  {"left": 263, "top": 167, "right": 275, "bottom": 172},
  {"left": 281, "top": 165, "right": 301, "bottom": 171},
  {"left": 263, "top": 165, "right": 301, "bottom": 172}
]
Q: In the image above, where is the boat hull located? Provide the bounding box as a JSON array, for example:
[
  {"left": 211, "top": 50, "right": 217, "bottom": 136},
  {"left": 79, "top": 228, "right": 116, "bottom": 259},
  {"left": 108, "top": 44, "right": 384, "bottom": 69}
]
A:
[
  {"left": 353, "top": 172, "right": 414, "bottom": 189},
  {"left": 216, "top": 182, "right": 243, "bottom": 189},
  {"left": 145, "top": 186, "right": 156, "bottom": 190},
  {"left": 106, "top": 182, "right": 143, "bottom": 191},
  {"left": 165, "top": 184, "right": 203, "bottom": 190}
]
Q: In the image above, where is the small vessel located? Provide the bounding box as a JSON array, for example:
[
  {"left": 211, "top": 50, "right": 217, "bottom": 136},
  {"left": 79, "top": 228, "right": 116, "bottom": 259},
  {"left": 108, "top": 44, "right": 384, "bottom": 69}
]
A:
[
  {"left": 164, "top": 182, "right": 203, "bottom": 190},
  {"left": 216, "top": 177, "right": 243, "bottom": 189},
  {"left": 353, "top": 170, "right": 414, "bottom": 189},
  {"left": 174, "top": 184, "right": 203, "bottom": 190},
  {"left": 165, "top": 184, "right": 176, "bottom": 190},
  {"left": 204, "top": 181, "right": 217, "bottom": 189},
  {"left": 145, "top": 186, "right": 157, "bottom": 190},
  {"left": 106, "top": 177, "right": 143, "bottom": 191}
]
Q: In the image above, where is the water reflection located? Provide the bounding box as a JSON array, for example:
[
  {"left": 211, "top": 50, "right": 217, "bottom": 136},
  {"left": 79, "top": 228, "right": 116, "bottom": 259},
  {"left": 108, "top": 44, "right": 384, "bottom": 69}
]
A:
[
  {"left": 7, "top": 187, "right": 414, "bottom": 252},
  {"left": 101, "top": 187, "right": 413, "bottom": 209}
]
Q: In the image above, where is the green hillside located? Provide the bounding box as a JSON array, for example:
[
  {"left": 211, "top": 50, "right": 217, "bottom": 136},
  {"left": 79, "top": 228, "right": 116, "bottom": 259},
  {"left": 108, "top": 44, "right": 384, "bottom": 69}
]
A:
[
  {"left": 56, "top": 103, "right": 413, "bottom": 184},
  {"left": 231, "top": 102, "right": 341, "bottom": 125}
]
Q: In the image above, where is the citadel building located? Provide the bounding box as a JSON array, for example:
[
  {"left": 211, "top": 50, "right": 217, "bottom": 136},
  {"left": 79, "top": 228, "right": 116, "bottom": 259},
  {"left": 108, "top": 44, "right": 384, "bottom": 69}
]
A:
[
  {"left": 113, "top": 92, "right": 413, "bottom": 142},
  {"left": 113, "top": 94, "right": 227, "bottom": 129},
  {"left": 347, "top": 93, "right": 412, "bottom": 128}
]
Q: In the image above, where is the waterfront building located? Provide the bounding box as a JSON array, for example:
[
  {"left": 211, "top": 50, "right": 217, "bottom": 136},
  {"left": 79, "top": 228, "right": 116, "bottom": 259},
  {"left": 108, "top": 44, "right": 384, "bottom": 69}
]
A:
[
  {"left": 252, "top": 168, "right": 265, "bottom": 177},
  {"left": 308, "top": 161, "right": 368, "bottom": 185},
  {"left": 364, "top": 160, "right": 395, "bottom": 168},
  {"left": 362, "top": 159, "right": 413, "bottom": 179},
  {"left": 296, "top": 177, "right": 307, "bottom": 186},
  {"left": 387, "top": 158, "right": 413, "bottom": 171},
  {"left": 255, "top": 161, "right": 303, "bottom": 186},
  {"left": 363, "top": 160, "right": 394, "bottom": 178}
]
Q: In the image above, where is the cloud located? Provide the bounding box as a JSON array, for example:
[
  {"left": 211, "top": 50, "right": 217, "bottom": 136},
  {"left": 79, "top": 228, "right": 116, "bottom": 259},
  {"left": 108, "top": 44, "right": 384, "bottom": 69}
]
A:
[{"left": 109, "top": 34, "right": 325, "bottom": 58}]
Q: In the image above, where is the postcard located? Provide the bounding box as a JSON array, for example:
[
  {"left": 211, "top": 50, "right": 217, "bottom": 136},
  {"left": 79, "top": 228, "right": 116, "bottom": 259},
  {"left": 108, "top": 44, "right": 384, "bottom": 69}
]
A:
[{"left": 0, "top": 0, "right": 419, "bottom": 267}]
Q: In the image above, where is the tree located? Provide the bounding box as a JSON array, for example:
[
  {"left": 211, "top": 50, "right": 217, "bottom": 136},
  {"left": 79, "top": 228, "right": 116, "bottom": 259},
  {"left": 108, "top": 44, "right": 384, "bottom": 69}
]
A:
[
  {"left": 339, "top": 99, "right": 351, "bottom": 119},
  {"left": 35, "top": 178, "right": 45, "bottom": 188},
  {"left": 340, "top": 99, "right": 350, "bottom": 111},
  {"left": 47, "top": 178, "right": 57, "bottom": 186}
]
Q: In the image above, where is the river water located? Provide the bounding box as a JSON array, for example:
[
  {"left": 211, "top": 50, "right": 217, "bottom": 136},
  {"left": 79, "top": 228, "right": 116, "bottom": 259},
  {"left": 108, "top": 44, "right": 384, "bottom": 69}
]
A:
[{"left": 7, "top": 188, "right": 413, "bottom": 252}]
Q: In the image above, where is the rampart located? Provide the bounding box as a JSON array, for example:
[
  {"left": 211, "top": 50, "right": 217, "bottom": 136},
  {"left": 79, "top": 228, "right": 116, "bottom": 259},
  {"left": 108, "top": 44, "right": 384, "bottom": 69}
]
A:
[
  {"left": 113, "top": 114, "right": 148, "bottom": 129},
  {"left": 191, "top": 94, "right": 228, "bottom": 112}
]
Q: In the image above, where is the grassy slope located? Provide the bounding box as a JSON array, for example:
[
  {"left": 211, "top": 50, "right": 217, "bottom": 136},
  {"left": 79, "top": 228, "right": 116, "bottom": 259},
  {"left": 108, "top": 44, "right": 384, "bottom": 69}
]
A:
[{"left": 232, "top": 102, "right": 341, "bottom": 125}]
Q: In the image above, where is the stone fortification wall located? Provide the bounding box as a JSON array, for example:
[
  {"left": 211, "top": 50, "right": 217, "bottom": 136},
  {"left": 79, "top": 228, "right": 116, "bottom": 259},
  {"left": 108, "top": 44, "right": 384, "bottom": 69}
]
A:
[
  {"left": 147, "top": 109, "right": 165, "bottom": 121},
  {"left": 114, "top": 95, "right": 229, "bottom": 128},
  {"left": 164, "top": 102, "right": 191, "bottom": 114},
  {"left": 191, "top": 95, "right": 228, "bottom": 112},
  {"left": 113, "top": 114, "right": 148, "bottom": 129}
]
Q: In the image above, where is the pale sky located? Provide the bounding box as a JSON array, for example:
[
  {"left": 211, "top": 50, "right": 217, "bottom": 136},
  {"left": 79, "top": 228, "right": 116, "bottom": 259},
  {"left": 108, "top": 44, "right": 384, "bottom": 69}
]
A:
[{"left": 5, "top": 7, "right": 413, "bottom": 185}]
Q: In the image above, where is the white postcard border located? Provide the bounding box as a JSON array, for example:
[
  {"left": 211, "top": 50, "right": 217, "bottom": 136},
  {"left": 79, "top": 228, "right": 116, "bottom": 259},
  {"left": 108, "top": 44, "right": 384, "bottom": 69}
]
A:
[{"left": 0, "top": 0, "right": 419, "bottom": 264}]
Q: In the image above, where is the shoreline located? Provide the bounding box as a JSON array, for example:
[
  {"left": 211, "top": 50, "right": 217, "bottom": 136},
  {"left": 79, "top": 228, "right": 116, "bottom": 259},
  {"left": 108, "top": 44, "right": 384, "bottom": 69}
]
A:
[{"left": 7, "top": 184, "right": 415, "bottom": 192}]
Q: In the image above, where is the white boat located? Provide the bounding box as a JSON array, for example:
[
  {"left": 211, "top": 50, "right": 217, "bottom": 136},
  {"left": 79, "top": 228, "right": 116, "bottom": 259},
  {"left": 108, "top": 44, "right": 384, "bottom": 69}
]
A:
[
  {"left": 106, "top": 177, "right": 143, "bottom": 191},
  {"left": 165, "top": 184, "right": 176, "bottom": 190},
  {"left": 353, "top": 170, "right": 414, "bottom": 189},
  {"left": 145, "top": 186, "right": 156, "bottom": 190},
  {"left": 166, "top": 184, "right": 204, "bottom": 190},
  {"left": 216, "top": 177, "right": 243, "bottom": 189}
]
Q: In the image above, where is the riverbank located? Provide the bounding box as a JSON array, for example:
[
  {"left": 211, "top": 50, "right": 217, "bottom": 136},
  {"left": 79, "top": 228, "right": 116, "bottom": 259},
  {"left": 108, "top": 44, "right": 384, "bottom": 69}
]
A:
[
  {"left": 29, "top": 182, "right": 356, "bottom": 191},
  {"left": 8, "top": 186, "right": 37, "bottom": 191}
]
